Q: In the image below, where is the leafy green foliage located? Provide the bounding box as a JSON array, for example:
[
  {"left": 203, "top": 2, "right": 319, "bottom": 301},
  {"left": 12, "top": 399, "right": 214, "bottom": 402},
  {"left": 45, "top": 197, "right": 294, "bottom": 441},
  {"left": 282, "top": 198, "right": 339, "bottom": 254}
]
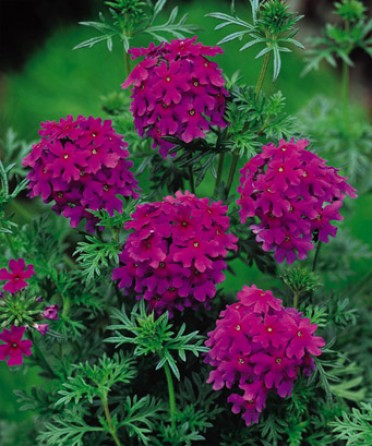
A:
[
  {"left": 56, "top": 353, "right": 136, "bottom": 406},
  {"left": 303, "top": 0, "right": 372, "bottom": 74},
  {"left": 208, "top": 0, "right": 304, "bottom": 80},
  {"left": 107, "top": 301, "right": 208, "bottom": 380},
  {"left": 74, "top": 234, "right": 121, "bottom": 283},
  {"left": 75, "top": 0, "right": 197, "bottom": 53},
  {"left": 330, "top": 403, "right": 372, "bottom": 445}
]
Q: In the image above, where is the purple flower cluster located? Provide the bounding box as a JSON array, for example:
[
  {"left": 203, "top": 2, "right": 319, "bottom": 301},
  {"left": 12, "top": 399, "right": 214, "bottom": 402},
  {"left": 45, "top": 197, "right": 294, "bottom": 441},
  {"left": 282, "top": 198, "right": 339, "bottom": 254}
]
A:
[
  {"left": 113, "top": 191, "right": 237, "bottom": 316},
  {"left": 23, "top": 115, "right": 139, "bottom": 232},
  {"left": 237, "top": 139, "right": 357, "bottom": 263},
  {"left": 205, "top": 285, "right": 325, "bottom": 425},
  {"left": 122, "top": 37, "right": 228, "bottom": 157}
]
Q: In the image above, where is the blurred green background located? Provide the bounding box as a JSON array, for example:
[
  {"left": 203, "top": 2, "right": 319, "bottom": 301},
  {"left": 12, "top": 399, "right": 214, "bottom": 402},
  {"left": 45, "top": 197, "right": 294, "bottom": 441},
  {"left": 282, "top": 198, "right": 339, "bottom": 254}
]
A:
[{"left": 0, "top": 0, "right": 371, "bottom": 437}]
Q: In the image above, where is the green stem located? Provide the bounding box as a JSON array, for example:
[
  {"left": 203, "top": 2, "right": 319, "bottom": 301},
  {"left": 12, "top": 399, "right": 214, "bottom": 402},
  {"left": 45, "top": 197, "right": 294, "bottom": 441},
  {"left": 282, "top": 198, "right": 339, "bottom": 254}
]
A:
[
  {"left": 188, "top": 154, "right": 195, "bottom": 194},
  {"left": 29, "top": 332, "right": 57, "bottom": 378},
  {"left": 101, "top": 394, "right": 122, "bottom": 446},
  {"left": 255, "top": 52, "right": 270, "bottom": 97},
  {"left": 293, "top": 290, "right": 300, "bottom": 308},
  {"left": 4, "top": 232, "right": 18, "bottom": 258},
  {"left": 225, "top": 153, "right": 240, "bottom": 200},
  {"left": 124, "top": 51, "right": 131, "bottom": 77},
  {"left": 62, "top": 295, "right": 71, "bottom": 319},
  {"left": 312, "top": 241, "right": 322, "bottom": 272},
  {"left": 341, "top": 60, "right": 350, "bottom": 126},
  {"left": 214, "top": 153, "right": 225, "bottom": 197},
  {"left": 163, "top": 362, "right": 176, "bottom": 432}
]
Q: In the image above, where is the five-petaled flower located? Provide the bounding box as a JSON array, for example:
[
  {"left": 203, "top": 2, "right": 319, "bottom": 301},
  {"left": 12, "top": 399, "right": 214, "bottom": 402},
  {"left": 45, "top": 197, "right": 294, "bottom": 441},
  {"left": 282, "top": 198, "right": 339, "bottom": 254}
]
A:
[
  {"left": 0, "top": 326, "right": 33, "bottom": 367},
  {"left": 0, "top": 258, "right": 35, "bottom": 294}
]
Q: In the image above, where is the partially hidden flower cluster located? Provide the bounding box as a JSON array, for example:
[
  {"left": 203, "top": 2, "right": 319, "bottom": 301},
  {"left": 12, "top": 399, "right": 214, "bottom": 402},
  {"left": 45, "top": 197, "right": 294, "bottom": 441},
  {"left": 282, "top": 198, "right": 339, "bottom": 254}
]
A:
[
  {"left": 237, "top": 139, "right": 357, "bottom": 263},
  {"left": 23, "top": 115, "right": 139, "bottom": 232},
  {"left": 0, "top": 258, "right": 59, "bottom": 367},
  {"left": 205, "top": 285, "right": 325, "bottom": 425},
  {"left": 113, "top": 191, "right": 238, "bottom": 316},
  {"left": 122, "top": 36, "right": 228, "bottom": 157}
]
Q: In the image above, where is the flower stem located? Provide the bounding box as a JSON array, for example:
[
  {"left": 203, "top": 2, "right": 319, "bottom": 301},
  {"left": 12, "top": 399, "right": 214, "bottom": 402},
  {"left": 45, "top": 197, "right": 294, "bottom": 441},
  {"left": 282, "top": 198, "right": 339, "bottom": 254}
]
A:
[
  {"left": 225, "top": 153, "right": 240, "bottom": 200},
  {"left": 312, "top": 241, "right": 322, "bottom": 272},
  {"left": 214, "top": 153, "right": 225, "bottom": 197},
  {"left": 4, "top": 232, "right": 18, "bottom": 258},
  {"left": 101, "top": 393, "right": 122, "bottom": 446},
  {"left": 124, "top": 51, "right": 131, "bottom": 77},
  {"left": 163, "top": 362, "right": 176, "bottom": 432},
  {"left": 293, "top": 290, "right": 300, "bottom": 308},
  {"left": 255, "top": 53, "right": 270, "bottom": 97},
  {"left": 188, "top": 153, "right": 196, "bottom": 194},
  {"left": 29, "top": 332, "right": 57, "bottom": 378},
  {"left": 341, "top": 60, "right": 350, "bottom": 126}
]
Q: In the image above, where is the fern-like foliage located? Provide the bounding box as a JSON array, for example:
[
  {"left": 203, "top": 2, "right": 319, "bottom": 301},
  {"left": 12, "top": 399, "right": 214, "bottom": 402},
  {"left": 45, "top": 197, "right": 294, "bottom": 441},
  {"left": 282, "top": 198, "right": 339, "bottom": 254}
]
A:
[
  {"left": 106, "top": 301, "right": 208, "bottom": 380},
  {"left": 330, "top": 403, "right": 372, "bottom": 445},
  {"left": 208, "top": 0, "right": 304, "bottom": 80}
]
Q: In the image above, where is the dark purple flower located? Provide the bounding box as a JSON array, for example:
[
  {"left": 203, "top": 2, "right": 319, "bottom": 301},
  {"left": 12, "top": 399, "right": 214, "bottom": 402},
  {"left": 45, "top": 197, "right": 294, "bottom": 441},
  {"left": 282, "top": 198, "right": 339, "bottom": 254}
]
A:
[
  {"left": 113, "top": 191, "right": 237, "bottom": 316},
  {"left": 122, "top": 37, "right": 228, "bottom": 157},
  {"left": 23, "top": 115, "right": 139, "bottom": 232},
  {"left": 237, "top": 139, "right": 357, "bottom": 264},
  {"left": 205, "top": 285, "right": 325, "bottom": 425}
]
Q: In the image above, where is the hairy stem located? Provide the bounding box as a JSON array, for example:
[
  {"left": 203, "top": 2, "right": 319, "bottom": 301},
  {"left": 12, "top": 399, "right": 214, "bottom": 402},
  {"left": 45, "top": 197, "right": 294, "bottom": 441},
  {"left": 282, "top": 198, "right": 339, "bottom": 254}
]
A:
[
  {"left": 255, "top": 53, "right": 270, "bottom": 97},
  {"left": 214, "top": 152, "right": 225, "bottom": 197},
  {"left": 225, "top": 153, "right": 240, "bottom": 200},
  {"left": 312, "top": 241, "right": 322, "bottom": 272},
  {"left": 101, "top": 394, "right": 122, "bottom": 446},
  {"left": 163, "top": 362, "right": 176, "bottom": 432}
]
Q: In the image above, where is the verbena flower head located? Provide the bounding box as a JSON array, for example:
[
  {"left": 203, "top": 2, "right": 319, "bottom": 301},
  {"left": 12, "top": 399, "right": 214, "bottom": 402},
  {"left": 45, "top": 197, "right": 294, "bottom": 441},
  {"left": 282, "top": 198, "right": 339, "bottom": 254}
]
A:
[
  {"left": 0, "top": 326, "right": 32, "bottom": 367},
  {"left": 205, "top": 285, "right": 325, "bottom": 425},
  {"left": 122, "top": 37, "right": 228, "bottom": 157},
  {"left": 237, "top": 139, "right": 357, "bottom": 263},
  {"left": 0, "top": 258, "right": 35, "bottom": 294},
  {"left": 22, "top": 115, "right": 139, "bottom": 232},
  {"left": 113, "top": 191, "right": 238, "bottom": 316}
]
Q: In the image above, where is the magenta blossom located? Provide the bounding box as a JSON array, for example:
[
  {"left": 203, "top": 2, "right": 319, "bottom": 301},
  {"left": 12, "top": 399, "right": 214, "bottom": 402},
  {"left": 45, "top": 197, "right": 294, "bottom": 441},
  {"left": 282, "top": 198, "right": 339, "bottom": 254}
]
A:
[
  {"left": 237, "top": 139, "right": 357, "bottom": 263},
  {"left": 0, "top": 258, "right": 35, "bottom": 294},
  {"left": 205, "top": 285, "right": 325, "bottom": 425},
  {"left": 0, "top": 326, "right": 33, "bottom": 367},
  {"left": 22, "top": 115, "right": 139, "bottom": 232},
  {"left": 43, "top": 304, "right": 59, "bottom": 320},
  {"left": 113, "top": 191, "right": 237, "bottom": 316},
  {"left": 122, "top": 37, "right": 228, "bottom": 157}
]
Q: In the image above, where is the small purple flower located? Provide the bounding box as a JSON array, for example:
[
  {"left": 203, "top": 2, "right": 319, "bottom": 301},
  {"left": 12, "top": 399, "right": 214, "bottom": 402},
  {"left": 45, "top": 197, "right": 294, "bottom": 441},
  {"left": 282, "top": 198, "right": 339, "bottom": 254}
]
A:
[
  {"left": 205, "top": 285, "right": 325, "bottom": 426},
  {"left": 0, "top": 326, "right": 33, "bottom": 367},
  {"left": 43, "top": 304, "right": 59, "bottom": 320},
  {"left": 34, "top": 323, "right": 49, "bottom": 336},
  {"left": 122, "top": 37, "right": 228, "bottom": 157},
  {"left": 237, "top": 139, "right": 357, "bottom": 263},
  {"left": 0, "top": 259, "right": 35, "bottom": 294}
]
